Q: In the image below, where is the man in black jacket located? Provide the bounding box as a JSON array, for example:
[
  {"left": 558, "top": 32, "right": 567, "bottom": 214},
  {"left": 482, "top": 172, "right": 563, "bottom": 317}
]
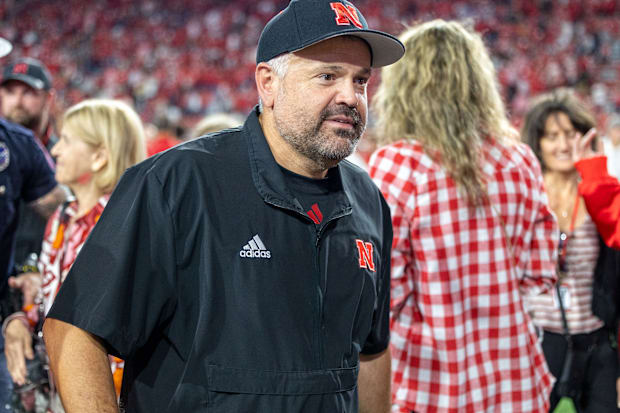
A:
[{"left": 42, "top": 1, "right": 405, "bottom": 412}]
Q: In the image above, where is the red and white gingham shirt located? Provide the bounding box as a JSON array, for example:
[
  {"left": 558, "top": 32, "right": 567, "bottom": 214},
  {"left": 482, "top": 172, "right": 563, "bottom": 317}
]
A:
[{"left": 369, "top": 138, "right": 558, "bottom": 413}]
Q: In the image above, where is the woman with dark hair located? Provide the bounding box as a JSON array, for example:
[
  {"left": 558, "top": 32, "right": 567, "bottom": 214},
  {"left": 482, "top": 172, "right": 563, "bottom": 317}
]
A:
[{"left": 522, "top": 88, "right": 620, "bottom": 412}]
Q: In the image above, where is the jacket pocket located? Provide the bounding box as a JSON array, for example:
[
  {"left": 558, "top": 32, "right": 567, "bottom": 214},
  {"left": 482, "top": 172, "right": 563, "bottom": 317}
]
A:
[{"left": 206, "top": 364, "right": 358, "bottom": 412}]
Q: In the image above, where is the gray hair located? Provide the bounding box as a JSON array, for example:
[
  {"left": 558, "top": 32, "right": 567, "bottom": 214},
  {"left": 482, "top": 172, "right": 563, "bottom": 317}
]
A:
[{"left": 258, "top": 53, "right": 291, "bottom": 112}]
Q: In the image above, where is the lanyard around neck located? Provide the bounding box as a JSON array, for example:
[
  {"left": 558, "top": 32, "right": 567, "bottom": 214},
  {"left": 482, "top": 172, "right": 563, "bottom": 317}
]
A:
[{"left": 558, "top": 193, "right": 580, "bottom": 272}]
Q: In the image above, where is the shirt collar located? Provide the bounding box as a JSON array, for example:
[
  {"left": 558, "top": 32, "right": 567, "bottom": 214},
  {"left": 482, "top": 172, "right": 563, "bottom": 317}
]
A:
[
  {"left": 63, "top": 195, "right": 109, "bottom": 227},
  {"left": 244, "top": 106, "right": 351, "bottom": 215}
]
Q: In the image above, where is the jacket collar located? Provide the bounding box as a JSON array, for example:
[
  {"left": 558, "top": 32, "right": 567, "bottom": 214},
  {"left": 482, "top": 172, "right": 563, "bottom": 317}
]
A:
[{"left": 244, "top": 106, "right": 352, "bottom": 216}]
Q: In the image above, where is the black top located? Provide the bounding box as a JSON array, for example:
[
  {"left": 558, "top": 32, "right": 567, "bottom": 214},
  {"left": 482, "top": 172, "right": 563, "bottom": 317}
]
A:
[
  {"left": 591, "top": 236, "right": 620, "bottom": 331},
  {"left": 0, "top": 119, "right": 56, "bottom": 283},
  {"left": 48, "top": 107, "right": 392, "bottom": 413},
  {"left": 279, "top": 164, "right": 340, "bottom": 227}
]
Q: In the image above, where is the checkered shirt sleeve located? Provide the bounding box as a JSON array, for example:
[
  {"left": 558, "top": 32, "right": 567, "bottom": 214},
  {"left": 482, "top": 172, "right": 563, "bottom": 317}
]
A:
[{"left": 369, "top": 139, "right": 558, "bottom": 413}]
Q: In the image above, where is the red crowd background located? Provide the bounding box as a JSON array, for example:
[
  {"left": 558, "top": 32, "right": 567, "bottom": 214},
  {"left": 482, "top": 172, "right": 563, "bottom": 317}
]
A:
[{"left": 1, "top": 0, "right": 618, "bottom": 138}]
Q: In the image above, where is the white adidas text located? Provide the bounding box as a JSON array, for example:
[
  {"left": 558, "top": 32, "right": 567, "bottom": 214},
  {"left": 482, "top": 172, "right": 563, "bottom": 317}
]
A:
[
  {"left": 239, "top": 250, "right": 271, "bottom": 258},
  {"left": 239, "top": 234, "right": 271, "bottom": 259}
]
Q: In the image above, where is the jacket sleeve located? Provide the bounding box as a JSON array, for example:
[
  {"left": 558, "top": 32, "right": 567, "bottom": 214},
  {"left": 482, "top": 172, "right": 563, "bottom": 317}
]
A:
[
  {"left": 368, "top": 146, "right": 416, "bottom": 325},
  {"left": 21, "top": 131, "right": 57, "bottom": 203},
  {"left": 576, "top": 156, "right": 620, "bottom": 249},
  {"left": 46, "top": 165, "right": 177, "bottom": 358}
]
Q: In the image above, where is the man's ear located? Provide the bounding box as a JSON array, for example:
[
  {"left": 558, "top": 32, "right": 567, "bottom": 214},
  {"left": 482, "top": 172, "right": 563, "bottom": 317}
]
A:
[{"left": 255, "top": 62, "right": 279, "bottom": 110}]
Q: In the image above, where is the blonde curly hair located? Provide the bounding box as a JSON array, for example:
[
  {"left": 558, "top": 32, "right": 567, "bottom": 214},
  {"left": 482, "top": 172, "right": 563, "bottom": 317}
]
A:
[{"left": 373, "top": 19, "right": 515, "bottom": 205}]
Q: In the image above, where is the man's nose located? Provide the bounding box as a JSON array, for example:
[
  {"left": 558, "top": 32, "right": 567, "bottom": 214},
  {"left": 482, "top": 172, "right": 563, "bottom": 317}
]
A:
[
  {"left": 335, "top": 81, "right": 359, "bottom": 107},
  {"left": 12, "top": 90, "right": 25, "bottom": 105}
]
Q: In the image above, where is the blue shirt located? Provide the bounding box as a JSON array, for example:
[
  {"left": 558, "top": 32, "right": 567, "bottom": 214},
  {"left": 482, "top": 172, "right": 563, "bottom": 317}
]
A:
[{"left": 0, "top": 118, "right": 56, "bottom": 283}]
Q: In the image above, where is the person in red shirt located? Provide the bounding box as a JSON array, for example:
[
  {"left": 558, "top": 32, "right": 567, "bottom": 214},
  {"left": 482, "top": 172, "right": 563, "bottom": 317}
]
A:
[
  {"left": 2, "top": 99, "right": 146, "bottom": 412},
  {"left": 572, "top": 129, "right": 620, "bottom": 409},
  {"left": 572, "top": 128, "right": 620, "bottom": 250}
]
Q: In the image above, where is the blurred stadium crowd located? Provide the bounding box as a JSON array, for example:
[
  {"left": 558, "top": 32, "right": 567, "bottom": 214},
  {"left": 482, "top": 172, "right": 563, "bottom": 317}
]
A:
[{"left": 1, "top": 0, "right": 618, "bottom": 137}]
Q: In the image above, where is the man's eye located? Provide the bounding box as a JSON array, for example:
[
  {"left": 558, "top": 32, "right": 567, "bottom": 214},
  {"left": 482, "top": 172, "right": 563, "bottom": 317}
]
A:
[
  {"left": 355, "top": 77, "right": 369, "bottom": 85},
  {"left": 319, "top": 74, "right": 334, "bottom": 81}
]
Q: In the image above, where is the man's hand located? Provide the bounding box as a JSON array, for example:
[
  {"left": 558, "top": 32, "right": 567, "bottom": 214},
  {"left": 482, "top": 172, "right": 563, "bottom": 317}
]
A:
[
  {"left": 4, "top": 319, "right": 33, "bottom": 386},
  {"left": 8, "top": 272, "right": 42, "bottom": 307},
  {"left": 571, "top": 128, "right": 602, "bottom": 164}
]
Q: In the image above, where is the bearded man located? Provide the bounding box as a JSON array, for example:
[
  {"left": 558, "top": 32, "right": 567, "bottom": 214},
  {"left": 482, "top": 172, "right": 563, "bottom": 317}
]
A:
[{"left": 43, "top": 1, "right": 405, "bottom": 412}]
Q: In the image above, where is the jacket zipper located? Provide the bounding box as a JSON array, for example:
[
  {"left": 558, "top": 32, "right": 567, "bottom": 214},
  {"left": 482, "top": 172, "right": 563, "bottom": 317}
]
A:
[
  {"left": 314, "top": 209, "right": 352, "bottom": 369},
  {"left": 263, "top": 198, "right": 351, "bottom": 369},
  {"left": 262, "top": 200, "right": 324, "bottom": 367},
  {"left": 314, "top": 231, "right": 324, "bottom": 368}
]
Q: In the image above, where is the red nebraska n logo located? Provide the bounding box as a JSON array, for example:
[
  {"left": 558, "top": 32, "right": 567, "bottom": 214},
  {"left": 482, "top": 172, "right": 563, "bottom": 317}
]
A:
[
  {"left": 13, "top": 63, "right": 28, "bottom": 75},
  {"left": 355, "top": 239, "right": 375, "bottom": 272},
  {"left": 330, "top": 3, "right": 363, "bottom": 29}
]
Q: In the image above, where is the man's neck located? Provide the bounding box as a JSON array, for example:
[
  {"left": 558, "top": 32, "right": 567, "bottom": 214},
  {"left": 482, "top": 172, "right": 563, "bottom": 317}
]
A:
[
  {"left": 36, "top": 121, "right": 50, "bottom": 145},
  {"left": 258, "top": 112, "right": 331, "bottom": 179}
]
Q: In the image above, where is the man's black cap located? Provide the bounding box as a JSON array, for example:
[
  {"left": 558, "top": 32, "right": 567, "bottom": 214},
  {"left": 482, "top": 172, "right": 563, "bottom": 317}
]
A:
[
  {"left": 256, "top": 0, "right": 405, "bottom": 68},
  {"left": 2, "top": 57, "right": 52, "bottom": 90}
]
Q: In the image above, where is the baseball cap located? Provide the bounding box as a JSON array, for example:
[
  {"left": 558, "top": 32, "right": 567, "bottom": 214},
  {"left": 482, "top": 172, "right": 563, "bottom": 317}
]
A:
[
  {"left": 0, "top": 37, "right": 11, "bottom": 59},
  {"left": 257, "top": 0, "right": 405, "bottom": 68},
  {"left": 2, "top": 57, "right": 52, "bottom": 90}
]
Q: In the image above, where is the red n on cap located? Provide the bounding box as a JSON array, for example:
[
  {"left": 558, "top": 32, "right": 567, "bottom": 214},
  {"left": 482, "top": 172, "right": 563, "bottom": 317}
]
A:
[
  {"left": 12, "top": 63, "right": 28, "bottom": 75},
  {"left": 330, "top": 3, "right": 363, "bottom": 28}
]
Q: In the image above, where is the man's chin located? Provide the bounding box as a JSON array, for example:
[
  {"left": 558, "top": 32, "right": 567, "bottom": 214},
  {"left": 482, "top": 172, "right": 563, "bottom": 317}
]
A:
[
  {"left": 319, "top": 142, "right": 359, "bottom": 162},
  {"left": 7, "top": 114, "right": 35, "bottom": 128}
]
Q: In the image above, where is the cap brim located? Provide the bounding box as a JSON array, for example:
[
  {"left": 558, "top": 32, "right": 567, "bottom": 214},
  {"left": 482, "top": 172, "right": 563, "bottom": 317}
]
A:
[
  {"left": 1, "top": 74, "right": 46, "bottom": 90},
  {"left": 347, "top": 30, "right": 405, "bottom": 68},
  {"left": 0, "top": 38, "right": 12, "bottom": 59},
  {"left": 298, "top": 29, "right": 405, "bottom": 68}
]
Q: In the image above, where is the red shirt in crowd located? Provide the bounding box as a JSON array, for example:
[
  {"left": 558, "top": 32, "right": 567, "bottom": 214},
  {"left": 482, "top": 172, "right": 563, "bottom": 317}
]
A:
[{"left": 576, "top": 155, "right": 620, "bottom": 249}]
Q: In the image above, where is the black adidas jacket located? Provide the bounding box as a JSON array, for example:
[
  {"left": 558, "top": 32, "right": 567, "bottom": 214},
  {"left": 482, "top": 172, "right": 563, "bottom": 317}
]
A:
[{"left": 48, "top": 107, "right": 393, "bottom": 412}]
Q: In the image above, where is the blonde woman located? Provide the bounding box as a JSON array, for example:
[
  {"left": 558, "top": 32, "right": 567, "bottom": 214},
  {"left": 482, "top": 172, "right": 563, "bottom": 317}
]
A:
[
  {"left": 369, "top": 20, "right": 558, "bottom": 412},
  {"left": 3, "top": 99, "right": 145, "bottom": 411}
]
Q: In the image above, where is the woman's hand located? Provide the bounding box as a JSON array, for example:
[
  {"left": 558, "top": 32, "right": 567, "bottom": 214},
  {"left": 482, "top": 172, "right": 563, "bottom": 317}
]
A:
[
  {"left": 8, "top": 272, "right": 42, "bottom": 306},
  {"left": 4, "top": 319, "right": 33, "bottom": 386},
  {"left": 571, "top": 128, "right": 602, "bottom": 163}
]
